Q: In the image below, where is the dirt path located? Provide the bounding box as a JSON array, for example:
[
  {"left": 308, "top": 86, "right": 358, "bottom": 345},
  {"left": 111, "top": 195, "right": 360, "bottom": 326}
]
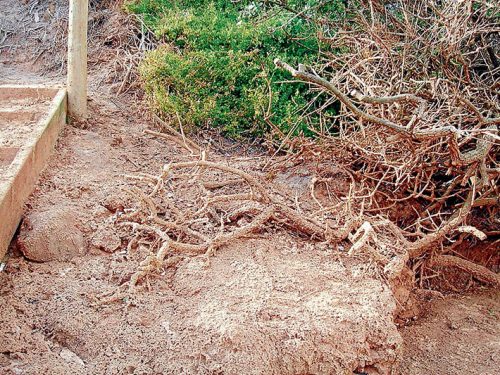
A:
[
  {"left": 0, "top": 1, "right": 498, "bottom": 374},
  {"left": 399, "top": 289, "right": 499, "bottom": 375}
]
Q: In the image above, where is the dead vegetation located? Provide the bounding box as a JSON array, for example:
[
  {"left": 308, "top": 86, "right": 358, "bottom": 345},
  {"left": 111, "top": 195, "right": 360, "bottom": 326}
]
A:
[
  {"left": 275, "top": 0, "right": 499, "bottom": 286},
  {"left": 117, "top": 143, "right": 395, "bottom": 288},
  {"left": 93, "top": 11, "right": 157, "bottom": 95},
  {"left": 117, "top": 0, "right": 499, "bottom": 294},
  {"left": 0, "top": 0, "right": 156, "bottom": 95}
]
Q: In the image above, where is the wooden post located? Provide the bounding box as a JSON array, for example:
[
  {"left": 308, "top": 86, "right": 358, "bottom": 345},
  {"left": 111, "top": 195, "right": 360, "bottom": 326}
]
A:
[{"left": 67, "top": 0, "right": 88, "bottom": 119}]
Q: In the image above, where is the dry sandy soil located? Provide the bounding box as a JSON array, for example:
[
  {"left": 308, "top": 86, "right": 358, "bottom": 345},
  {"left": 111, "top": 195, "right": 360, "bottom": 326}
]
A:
[
  {"left": 0, "top": 1, "right": 498, "bottom": 374},
  {"left": 399, "top": 289, "right": 499, "bottom": 375}
]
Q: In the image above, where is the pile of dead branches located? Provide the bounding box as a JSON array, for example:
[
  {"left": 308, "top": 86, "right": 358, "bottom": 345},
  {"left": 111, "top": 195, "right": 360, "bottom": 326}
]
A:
[
  {"left": 272, "top": 0, "right": 498, "bottom": 284},
  {"left": 1, "top": 0, "right": 157, "bottom": 93},
  {"left": 87, "top": 1, "right": 158, "bottom": 95}
]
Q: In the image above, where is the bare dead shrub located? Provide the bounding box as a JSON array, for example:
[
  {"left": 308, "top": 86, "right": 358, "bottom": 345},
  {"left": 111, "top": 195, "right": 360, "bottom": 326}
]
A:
[{"left": 273, "top": 0, "right": 498, "bottom": 284}]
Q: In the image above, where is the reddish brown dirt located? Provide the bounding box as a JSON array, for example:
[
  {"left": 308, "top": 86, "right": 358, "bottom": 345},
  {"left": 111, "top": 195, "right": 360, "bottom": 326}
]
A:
[
  {"left": 399, "top": 289, "right": 499, "bottom": 375},
  {"left": 0, "top": 1, "right": 498, "bottom": 374},
  {"left": 17, "top": 205, "right": 86, "bottom": 262}
]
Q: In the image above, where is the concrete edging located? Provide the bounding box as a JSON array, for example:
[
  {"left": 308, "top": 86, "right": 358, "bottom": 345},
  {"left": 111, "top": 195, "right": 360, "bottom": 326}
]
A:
[{"left": 0, "top": 85, "right": 67, "bottom": 259}]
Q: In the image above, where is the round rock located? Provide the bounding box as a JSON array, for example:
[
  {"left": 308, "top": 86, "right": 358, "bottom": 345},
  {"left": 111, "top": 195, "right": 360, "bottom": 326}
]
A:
[{"left": 18, "top": 207, "right": 86, "bottom": 262}]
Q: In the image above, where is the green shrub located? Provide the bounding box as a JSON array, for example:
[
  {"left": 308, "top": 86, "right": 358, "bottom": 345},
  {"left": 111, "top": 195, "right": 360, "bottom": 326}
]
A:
[{"left": 127, "top": 0, "right": 345, "bottom": 138}]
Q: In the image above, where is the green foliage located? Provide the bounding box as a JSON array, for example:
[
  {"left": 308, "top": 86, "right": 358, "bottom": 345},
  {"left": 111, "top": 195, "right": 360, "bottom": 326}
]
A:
[{"left": 126, "top": 0, "right": 345, "bottom": 138}]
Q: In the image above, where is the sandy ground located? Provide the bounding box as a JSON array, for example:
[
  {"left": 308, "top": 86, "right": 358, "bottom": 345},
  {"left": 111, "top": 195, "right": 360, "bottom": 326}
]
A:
[
  {"left": 399, "top": 289, "right": 499, "bottom": 375},
  {"left": 0, "top": 1, "right": 498, "bottom": 374}
]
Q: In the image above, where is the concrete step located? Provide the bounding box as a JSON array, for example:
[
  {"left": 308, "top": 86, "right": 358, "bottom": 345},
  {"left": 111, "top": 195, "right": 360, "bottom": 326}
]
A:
[{"left": 0, "top": 85, "right": 67, "bottom": 258}]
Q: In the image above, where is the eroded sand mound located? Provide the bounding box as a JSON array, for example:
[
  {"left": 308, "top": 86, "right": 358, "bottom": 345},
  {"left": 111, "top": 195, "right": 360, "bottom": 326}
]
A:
[
  {"left": 168, "top": 239, "right": 402, "bottom": 374},
  {"left": 17, "top": 206, "right": 86, "bottom": 262},
  {"left": 0, "top": 234, "right": 401, "bottom": 375}
]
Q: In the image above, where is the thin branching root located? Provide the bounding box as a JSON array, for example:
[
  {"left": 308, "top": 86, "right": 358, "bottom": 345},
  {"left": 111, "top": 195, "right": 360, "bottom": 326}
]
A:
[
  {"left": 117, "top": 150, "right": 407, "bottom": 289},
  {"left": 120, "top": 162, "right": 307, "bottom": 287}
]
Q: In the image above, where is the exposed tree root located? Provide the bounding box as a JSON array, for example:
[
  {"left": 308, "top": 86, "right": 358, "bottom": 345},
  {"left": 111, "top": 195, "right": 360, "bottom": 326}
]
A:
[
  {"left": 431, "top": 255, "right": 500, "bottom": 286},
  {"left": 117, "top": 147, "right": 497, "bottom": 292},
  {"left": 117, "top": 152, "right": 403, "bottom": 287}
]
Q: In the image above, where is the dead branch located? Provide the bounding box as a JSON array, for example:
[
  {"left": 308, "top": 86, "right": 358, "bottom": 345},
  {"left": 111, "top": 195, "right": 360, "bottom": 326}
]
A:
[
  {"left": 274, "top": 59, "right": 498, "bottom": 161},
  {"left": 150, "top": 113, "right": 202, "bottom": 153}
]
